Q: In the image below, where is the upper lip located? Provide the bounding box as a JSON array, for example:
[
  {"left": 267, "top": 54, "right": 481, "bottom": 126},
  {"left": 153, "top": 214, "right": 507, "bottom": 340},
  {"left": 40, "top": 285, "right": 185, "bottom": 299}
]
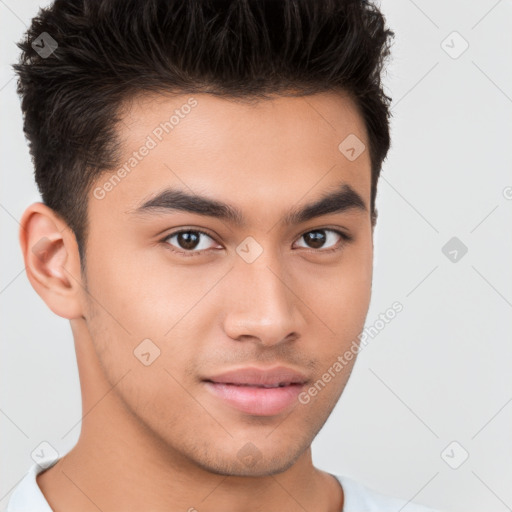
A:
[{"left": 204, "top": 366, "right": 309, "bottom": 387}]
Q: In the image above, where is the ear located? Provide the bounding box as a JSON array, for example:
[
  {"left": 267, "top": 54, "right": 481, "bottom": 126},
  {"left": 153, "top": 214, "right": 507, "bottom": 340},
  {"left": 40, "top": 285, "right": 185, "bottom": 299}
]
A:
[
  {"left": 371, "top": 207, "right": 378, "bottom": 231},
  {"left": 19, "top": 202, "right": 85, "bottom": 319}
]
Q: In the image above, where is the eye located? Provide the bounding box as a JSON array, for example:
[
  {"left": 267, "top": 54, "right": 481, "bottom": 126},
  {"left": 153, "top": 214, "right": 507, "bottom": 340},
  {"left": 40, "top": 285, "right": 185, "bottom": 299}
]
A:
[
  {"left": 161, "top": 229, "right": 220, "bottom": 256},
  {"left": 294, "top": 228, "right": 351, "bottom": 253},
  {"left": 161, "top": 227, "right": 352, "bottom": 258}
]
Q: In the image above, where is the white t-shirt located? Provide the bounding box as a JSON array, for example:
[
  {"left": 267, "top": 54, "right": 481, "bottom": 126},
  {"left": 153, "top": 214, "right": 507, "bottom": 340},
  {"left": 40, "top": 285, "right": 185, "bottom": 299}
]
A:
[{"left": 6, "top": 457, "right": 442, "bottom": 512}]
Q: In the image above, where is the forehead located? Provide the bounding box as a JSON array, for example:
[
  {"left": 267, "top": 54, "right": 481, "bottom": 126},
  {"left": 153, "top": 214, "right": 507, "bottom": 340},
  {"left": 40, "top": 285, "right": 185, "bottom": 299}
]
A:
[{"left": 88, "top": 91, "right": 371, "bottom": 227}]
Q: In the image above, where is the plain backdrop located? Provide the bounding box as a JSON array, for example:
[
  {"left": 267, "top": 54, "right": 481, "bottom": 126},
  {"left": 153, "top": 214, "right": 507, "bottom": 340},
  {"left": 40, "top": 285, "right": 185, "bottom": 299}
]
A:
[{"left": 1, "top": 1, "right": 511, "bottom": 511}]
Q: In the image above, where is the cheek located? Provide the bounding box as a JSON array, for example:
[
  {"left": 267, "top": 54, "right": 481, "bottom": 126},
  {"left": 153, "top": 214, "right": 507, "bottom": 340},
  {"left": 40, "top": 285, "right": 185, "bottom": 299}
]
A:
[
  {"left": 85, "top": 236, "right": 198, "bottom": 339},
  {"left": 82, "top": 239, "right": 210, "bottom": 390},
  {"left": 297, "top": 240, "right": 373, "bottom": 337},
  {"left": 338, "top": 234, "right": 373, "bottom": 315}
]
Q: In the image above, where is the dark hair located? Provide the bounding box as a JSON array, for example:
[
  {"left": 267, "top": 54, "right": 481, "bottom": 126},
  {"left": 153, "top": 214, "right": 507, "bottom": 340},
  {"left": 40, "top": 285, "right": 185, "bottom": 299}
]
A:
[{"left": 13, "top": 0, "right": 394, "bottom": 276}]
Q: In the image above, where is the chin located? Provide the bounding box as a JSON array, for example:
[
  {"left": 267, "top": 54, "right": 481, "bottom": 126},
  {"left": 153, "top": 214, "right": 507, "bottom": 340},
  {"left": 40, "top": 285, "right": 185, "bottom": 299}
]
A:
[
  {"left": 190, "top": 441, "right": 306, "bottom": 478},
  {"left": 201, "top": 457, "right": 298, "bottom": 478}
]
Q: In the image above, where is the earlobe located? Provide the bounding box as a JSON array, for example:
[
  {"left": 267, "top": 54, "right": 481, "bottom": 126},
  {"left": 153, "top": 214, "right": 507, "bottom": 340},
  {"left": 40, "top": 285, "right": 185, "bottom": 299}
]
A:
[{"left": 19, "top": 202, "right": 85, "bottom": 320}]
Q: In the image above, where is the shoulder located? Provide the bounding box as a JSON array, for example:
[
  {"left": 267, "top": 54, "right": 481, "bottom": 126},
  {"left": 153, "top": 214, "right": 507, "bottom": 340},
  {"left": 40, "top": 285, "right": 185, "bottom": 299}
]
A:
[
  {"left": 6, "top": 458, "right": 58, "bottom": 512},
  {"left": 332, "top": 473, "right": 443, "bottom": 512}
]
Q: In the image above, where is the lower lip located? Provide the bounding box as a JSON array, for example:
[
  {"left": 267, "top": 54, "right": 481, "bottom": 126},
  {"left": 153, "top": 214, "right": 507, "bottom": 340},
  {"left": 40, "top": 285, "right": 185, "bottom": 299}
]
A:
[{"left": 204, "top": 381, "right": 305, "bottom": 416}]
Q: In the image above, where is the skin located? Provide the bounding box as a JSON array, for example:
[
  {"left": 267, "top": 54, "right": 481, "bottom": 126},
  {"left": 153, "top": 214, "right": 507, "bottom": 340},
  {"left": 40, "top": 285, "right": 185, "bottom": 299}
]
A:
[{"left": 19, "top": 90, "right": 375, "bottom": 512}]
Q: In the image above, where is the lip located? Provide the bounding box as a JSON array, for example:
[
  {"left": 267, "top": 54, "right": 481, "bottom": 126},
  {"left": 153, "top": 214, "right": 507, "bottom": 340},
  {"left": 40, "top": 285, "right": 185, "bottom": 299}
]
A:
[
  {"left": 203, "top": 365, "right": 309, "bottom": 416},
  {"left": 204, "top": 365, "right": 309, "bottom": 387}
]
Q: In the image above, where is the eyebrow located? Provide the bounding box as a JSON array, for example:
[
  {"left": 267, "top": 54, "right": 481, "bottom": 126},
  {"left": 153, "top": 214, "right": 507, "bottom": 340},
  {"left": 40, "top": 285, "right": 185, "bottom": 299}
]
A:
[{"left": 127, "top": 182, "right": 367, "bottom": 227}]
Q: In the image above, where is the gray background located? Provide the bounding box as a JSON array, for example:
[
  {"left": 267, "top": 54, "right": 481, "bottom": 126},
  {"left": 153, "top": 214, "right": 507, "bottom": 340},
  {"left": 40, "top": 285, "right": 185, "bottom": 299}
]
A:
[{"left": 1, "top": 1, "right": 511, "bottom": 511}]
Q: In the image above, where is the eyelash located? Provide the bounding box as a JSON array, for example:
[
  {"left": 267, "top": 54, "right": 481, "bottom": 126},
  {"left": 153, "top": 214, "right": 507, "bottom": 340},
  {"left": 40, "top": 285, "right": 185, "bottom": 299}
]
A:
[{"left": 160, "top": 227, "right": 353, "bottom": 258}]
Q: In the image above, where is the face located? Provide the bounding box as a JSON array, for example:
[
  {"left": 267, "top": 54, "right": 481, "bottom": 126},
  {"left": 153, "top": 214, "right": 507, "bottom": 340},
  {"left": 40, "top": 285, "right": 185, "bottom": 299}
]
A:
[{"left": 82, "top": 91, "right": 373, "bottom": 476}]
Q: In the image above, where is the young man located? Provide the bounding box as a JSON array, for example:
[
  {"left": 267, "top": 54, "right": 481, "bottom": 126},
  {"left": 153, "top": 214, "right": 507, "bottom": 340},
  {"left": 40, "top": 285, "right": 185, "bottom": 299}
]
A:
[{"left": 8, "top": 0, "right": 442, "bottom": 510}]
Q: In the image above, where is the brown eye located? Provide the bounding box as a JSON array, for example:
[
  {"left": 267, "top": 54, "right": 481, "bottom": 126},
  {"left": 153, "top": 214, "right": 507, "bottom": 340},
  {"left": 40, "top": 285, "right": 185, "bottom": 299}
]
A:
[
  {"left": 295, "top": 229, "right": 348, "bottom": 251},
  {"left": 302, "top": 230, "right": 327, "bottom": 249},
  {"left": 174, "top": 231, "right": 201, "bottom": 250},
  {"left": 163, "top": 229, "right": 218, "bottom": 255}
]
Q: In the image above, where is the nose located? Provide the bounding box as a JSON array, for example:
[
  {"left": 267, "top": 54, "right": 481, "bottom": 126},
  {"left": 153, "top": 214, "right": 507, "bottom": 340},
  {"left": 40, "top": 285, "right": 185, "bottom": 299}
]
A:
[{"left": 222, "top": 254, "right": 305, "bottom": 347}]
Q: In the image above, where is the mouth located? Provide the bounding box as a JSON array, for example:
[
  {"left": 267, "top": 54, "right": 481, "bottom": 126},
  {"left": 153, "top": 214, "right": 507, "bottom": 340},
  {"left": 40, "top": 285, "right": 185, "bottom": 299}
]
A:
[
  {"left": 202, "top": 366, "right": 309, "bottom": 416},
  {"left": 205, "top": 381, "right": 300, "bottom": 388}
]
